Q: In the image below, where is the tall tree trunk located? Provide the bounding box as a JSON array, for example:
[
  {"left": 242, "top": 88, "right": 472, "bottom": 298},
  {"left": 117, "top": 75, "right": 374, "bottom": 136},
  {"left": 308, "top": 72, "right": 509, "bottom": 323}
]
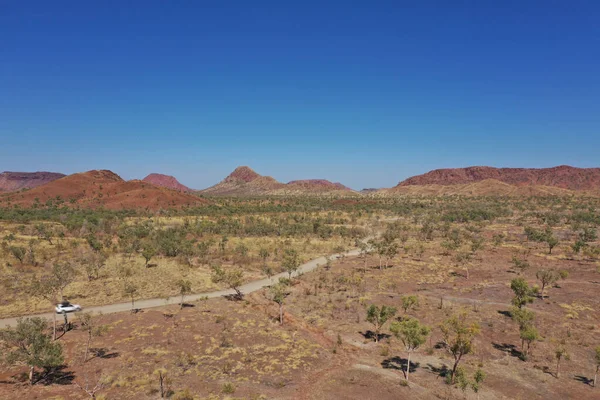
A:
[
  {"left": 159, "top": 371, "right": 165, "bottom": 398},
  {"left": 541, "top": 283, "right": 546, "bottom": 299},
  {"left": 53, "top": 312, "right": 57, "bottom": 341},
  {"left": 556, "top": 359, "right": 560, "bottom": 378},
  {"left": 594, "top": 368, "right": 597, "bottom": 387},
  {"left": 84, "top": 333, "right": 91, "bottom": 363},
  {"left": 279, "top": 303, "right": 283, "bottom": 324},
  {"left": 406, "top": 352, "right": 411, "bottom": 382},
  {"left": 29, "top": 366, "right": 34, "bottom": 385},
  {"left": 451, "top": 355, "right": 461, "bottom": 384}
]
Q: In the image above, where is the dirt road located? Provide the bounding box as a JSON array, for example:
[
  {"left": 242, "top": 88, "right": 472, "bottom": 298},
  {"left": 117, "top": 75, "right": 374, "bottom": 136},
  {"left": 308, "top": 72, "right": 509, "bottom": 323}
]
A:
[{"left": 0, "top": 248, "right": 362, "bottom": 329}]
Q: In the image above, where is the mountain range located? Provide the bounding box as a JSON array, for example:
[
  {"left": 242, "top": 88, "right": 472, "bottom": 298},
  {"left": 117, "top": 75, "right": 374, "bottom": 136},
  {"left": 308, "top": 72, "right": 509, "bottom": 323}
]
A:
[{"left": 1, "top": 165, "right": 599, "bottom": 210}]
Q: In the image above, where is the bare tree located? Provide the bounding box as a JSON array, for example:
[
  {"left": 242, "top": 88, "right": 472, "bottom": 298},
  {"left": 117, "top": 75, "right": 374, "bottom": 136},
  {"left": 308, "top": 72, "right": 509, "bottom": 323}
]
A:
[{"left": 77, "top": 312, "right": 108, "bottom": 363}]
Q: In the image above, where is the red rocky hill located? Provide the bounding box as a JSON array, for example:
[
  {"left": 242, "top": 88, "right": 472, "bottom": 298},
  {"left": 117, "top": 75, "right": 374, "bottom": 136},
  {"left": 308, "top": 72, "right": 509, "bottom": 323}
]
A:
[
  {"left": 200, "top": 167, "right": 356, "bottom": 196},
  {"left": 142, "top": 173, "right": 192, "bottom": 192},
  {"left": 0, "top": 170, "right": 206, "bottom": 210},
  {"left": 396, "top": 165, "right": 600, "bottom": 191},
  {"left": 0, "top": 171, "right": 65, "bottom": 192}
]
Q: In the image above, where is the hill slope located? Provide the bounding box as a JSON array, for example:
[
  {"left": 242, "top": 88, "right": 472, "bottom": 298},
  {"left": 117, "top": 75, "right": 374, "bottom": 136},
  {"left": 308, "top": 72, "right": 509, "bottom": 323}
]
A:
[
  {"left": 142, "top": 173, "right": 192, "bottom": 192},
  {"left": 199, "top": 166, "right": 285, "bottom": 196},
  {"left": 397, "top": 165, "right": 600, "bottom": 190},
  {"left": 0, "top": 170, "right": 206, "bottom": 210},
  {"left": 383, "top": 179, "right": 575, "bottom": 197},
  {"left": 199, "top": 167, "right": 356, "bottom": 196},
  {"left": 0, "top": 171, "right": 65, "bottom": 192}
]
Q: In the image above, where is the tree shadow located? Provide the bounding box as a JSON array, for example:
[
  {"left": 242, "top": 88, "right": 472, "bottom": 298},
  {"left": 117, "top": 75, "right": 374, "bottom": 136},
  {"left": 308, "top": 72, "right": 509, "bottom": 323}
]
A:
[
  {"left": 359, "top": 330, "right": 390, "bottom": 342},
  {"left": 574, "top": 375, "right": 594, "bottom": 386},
  {"left": 433, "top": 341, "right": 446, "bottom": 349},
  {"left": 90, "top": 348, "right": 120, "bottom": 359},
  {"left": 426, "top": 363, "right": 449, "bottom": 378},
  {"left": 223, "top": 293, "right": 244, "bottom": 301},
  {"left": 382, "top": 356, "right": 420, "bottom": 373},
  {"left": 497, "top": 310, "right": 512, "bottom": 318},
  {"left": 35, "top": 366, "right": 75, "bottom": 386},
  {"left": 180, "top": 303, "right": 195, "bottom": 308},
  {"left": 492, "top": 342, "right": 522, "bottom": 359}
]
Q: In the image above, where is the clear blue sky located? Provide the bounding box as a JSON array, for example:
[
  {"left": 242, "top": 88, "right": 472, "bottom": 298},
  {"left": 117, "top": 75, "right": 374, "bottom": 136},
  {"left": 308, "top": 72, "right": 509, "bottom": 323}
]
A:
[{"left": 1, "top": 1, "right": 599, "bottom": 190}]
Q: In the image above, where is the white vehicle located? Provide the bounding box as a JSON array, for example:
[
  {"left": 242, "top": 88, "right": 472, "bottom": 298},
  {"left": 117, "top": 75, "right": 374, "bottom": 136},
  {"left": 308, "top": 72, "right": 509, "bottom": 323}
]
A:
[{"left": 55, "top": 301, "right": 82, "bottom": 314}]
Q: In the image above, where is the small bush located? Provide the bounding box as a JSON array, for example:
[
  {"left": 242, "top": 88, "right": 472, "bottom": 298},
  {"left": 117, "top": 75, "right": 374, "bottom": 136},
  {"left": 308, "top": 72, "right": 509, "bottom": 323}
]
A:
[
  {"left": 172, "top": 389, "right": 194, "bottom": 400},
  {"left": 222, "top": 382, "right": 236, "bottom": 394}
]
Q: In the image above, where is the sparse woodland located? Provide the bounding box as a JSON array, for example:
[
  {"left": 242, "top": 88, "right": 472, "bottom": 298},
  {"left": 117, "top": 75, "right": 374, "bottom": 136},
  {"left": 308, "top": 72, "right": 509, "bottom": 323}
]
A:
[{"left": 1, "top": 195, "right": 600, "bottom": 399}]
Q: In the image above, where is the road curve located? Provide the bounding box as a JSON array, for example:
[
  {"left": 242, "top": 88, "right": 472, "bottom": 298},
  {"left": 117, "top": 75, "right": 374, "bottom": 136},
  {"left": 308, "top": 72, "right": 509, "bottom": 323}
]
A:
[{"left": 0, "top": 248, "right": 362, "bottom": 329}]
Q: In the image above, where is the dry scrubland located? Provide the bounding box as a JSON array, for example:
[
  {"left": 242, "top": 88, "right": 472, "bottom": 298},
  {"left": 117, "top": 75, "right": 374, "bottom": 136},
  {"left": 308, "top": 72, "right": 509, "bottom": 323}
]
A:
[{"left": 1, "top": 195, "right": 600, "bottom": 399}]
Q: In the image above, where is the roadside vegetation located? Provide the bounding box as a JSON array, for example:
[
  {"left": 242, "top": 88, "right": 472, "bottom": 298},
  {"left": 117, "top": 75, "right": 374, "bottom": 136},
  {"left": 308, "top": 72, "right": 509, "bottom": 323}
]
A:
[{"left": 1, "top": 194, "right": 600, "bottom": 399}]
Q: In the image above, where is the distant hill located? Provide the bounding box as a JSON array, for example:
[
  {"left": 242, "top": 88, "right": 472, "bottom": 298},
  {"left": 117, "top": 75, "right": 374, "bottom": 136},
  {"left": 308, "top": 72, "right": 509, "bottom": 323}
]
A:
[
  {"left": 142, "top": 173, "right": 192, "bottom": 192},
  {"left": 360, "top": 188, "right": 379, "bottom": 194},
  {"left": 396, "top": 165, "right": 600, "bottom": 191},
  {"left": 382, "top": 179, "right": 576, "bottom": 197},
  {"left": 0, "top": 171, "right": 65, "bottom": 192},
  {"left": 199, "top": 166, "right": 356, "bottom": 196},
  {"left": 199, "top": 166, "right": 285, "bottom": 196},
  {"left": 0, "top": 170, "right": 206, "bottom": 210}
]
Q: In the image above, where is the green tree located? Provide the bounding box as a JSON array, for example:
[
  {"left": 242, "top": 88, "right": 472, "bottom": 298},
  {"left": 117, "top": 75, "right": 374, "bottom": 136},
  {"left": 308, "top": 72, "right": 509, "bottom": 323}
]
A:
[
  {"left": 268, "top": 283, "right": 289, "bottom": 324},
  {"left": 519, "top": 325, "right": 539, "bottom": 359},
  {"left": 259, "top": 248, "right": 270, "bottom": 267},
  {"left": 390, "top": 318, "right": 430, "bottom": 382},
  {"left": 536, "top": 269, "right": 559, "bottom": 299},
  {"left": 439, "top": 311, "right": 481, "bottom": 383},
  {"left": 0, "top": 317, "right": 64, "bottom": 384},
  {"left": 545, "top": 232, "right": 559, "bottom": 254},
  {"left": 282, "top": 249, "right": 301, "bottom": 279},
  {"left": 175, "top": 279, "right": 192, "bottom": 308},
  {"left": 510, "top": 278, "right": 536, "bottom": 308},
  {"left": 9, "top": 245, "right": 26, "bottom": 264},
  {"left": 511, "top": 255, "right": 530, "bottom": 275},
  {"left": 211, "top": 264, "right": 244, "bottom": 299},
  {"left": 472, "top": 368, "right": 486, "bottom": 399},
  {"left": 401, "top": 295, "right": 419, "bottom": 313},
  {"left": 35, "top": 224, "right": 54, "bottom": 245},
  {"left": 142, "top": 243, "right": 157, "bottom": 267},
  {"left": 365, "top": 304, "right": 397, "bottom": 343}
]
